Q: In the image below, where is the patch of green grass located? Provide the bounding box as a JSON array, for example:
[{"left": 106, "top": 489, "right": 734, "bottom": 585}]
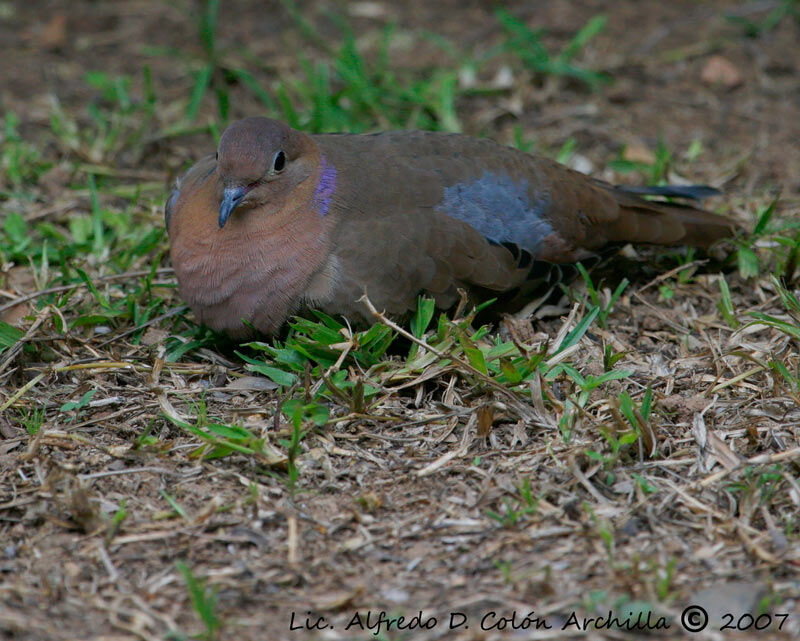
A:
[
  {"left": 573, "top": 262, "right": 629, "bottom": 328},
  {"left": 50, "top": 67, "right": 158, "bottom": 164},
  {"left": 717, "top": 275, "right": 739, "bottom": 329},
  {"left": 683, "top": 138, "right": 705, "bottom": 163},
  {"left": 163, "top": 395, "right": 281, "bottom": 462},
  {"left": 279, "top": 396, "right": 324, "bottom": 495},
  {"left": 585, "top": 389, "right": 653, "bottom": 469},
  {"left": 160, "top": 490, "right": 190, "bottom": 521},
  {"left": 175, "top": 561, "right": 221, "bottom": 641},
  {"left": 727, "top": 0, "right": 800, "bottom": 37},
  {"left": 555, "top": 137, "right": 579, "bottom": 165},
  {"left": 164, "top": 326, "right": 219, "bottom": 362},
  {"left": 496, "top": 9, "right": 610, "bottom": 90},
  {"left": 1, "top": 178, "right": 170, "bottom": 339},
  {"left": 587, "top": 426, "right": 639, "bottom": 473},
  {"left": 585, "top": 503, "right": 615, "bottom": 558},
  {"left": 741, "top": 277, "right": 800, "bottom": 402},
  {"left": 754, "top": 465, "right": 784, "bottom": 505},
  {"left": 654, "top": 558, "right": 677, "bottom": 601},
  {"left": 486, "top": 477, "right": 539, "bottom": 527},
  {"left": 510, "top": 130, "right": 581, "bottom": 165},
  {"left": 657, "top": 248, "right": 700, "bottom": 301},
  {"left": 272, "top": 20, "right": 465, "bottom": 133},
  {"left": 494, "top": 558, "right": 514, "bottom": 584},
  {"left": 67, "top": 266, "right": 170, "bottom": 337},
  {"left": 632, "top": 473, "right": 659, "bottom": 496},
  {"left": 0, "top": 112, "right": 51, "bottom": 195},
  {"left": 747, "top": 275, "right": 800, "bottom": 341},
  {"left": 160, "top": 390, "right": 319, "bottom": 494},
  {"left": 603, "top": 342, "right": 627, "bottom": 372},
  {"left": 139, "top": 3, "right": 614, "bottom": 138},
  {"left": 239, "top": 296, "right": 633, "bottom": 445},
  {"left": 15, "top": 406, "right": 46, "bottom": 435},
  {"left": 618, "top": 388, "right": 653, "bottom": 431},
  {"left": 0, "top": 63, "right": 177, "bottom": 351},
  {"left": 243, "top": 311, "right": 394, "bottom": 384},
  {"left": 554, "top": 365, "right": 634, "bottom": 408},
  {"left": 726, "top": 465, "right": 787, "bottom": 511},
  {"left": 106, "top": 499, "right": 128, "bottom": 542},
  {"left": 144, "top": 0, "right": 468, "bottom": 134},
  {"left": 141, "top": 0, "right": 228, "bottom": 126},
  {"left": 735, "top": 197, "right": 800, "bottom": 281}
]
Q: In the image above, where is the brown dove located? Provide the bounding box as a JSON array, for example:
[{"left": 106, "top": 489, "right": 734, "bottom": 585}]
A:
[{"left": 166, "top": 117, "right": 735, "bottom": 338}]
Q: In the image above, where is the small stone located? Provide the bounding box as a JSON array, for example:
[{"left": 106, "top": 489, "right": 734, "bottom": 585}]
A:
[
  {"left": 701, "top": 56, "right": 742, "bottom": 88},
  {"left": 623, "top": 144, "right": 656, "bottom": 165},
  {"left": 142, "top": 327, "right": 168, "bottom": 346}
]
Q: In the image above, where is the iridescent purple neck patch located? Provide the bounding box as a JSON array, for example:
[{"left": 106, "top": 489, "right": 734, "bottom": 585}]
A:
[{"left": 313, "top": 155, "right": 337, "bottom": 216}]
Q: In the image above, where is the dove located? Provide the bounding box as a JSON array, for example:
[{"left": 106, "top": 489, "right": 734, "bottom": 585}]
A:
[{"left": 166, "top": 117, "right": 735, "bottom": 338}]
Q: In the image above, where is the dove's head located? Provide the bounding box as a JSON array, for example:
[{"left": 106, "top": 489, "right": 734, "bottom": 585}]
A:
[{"left": 215, "top": 117, "right": 315, "bottom": 228}]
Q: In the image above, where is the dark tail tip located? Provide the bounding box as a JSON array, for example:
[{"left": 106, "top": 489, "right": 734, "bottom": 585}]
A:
[{"left": 616, "top": 184, "right": 721, "bottom": 201}]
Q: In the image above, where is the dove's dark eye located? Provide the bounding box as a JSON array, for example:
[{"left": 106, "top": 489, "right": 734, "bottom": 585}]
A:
[{"left": 273, "top": 150, "right": 286, "bottom": 173}]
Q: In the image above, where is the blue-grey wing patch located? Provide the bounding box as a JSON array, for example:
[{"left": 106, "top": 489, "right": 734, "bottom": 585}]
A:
[{"left": 436, "top": 171, "right": 553, "bottom": 255}]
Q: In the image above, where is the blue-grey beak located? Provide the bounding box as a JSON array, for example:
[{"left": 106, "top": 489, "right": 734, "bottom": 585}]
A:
[{"left": 219, "top": 186, "right": 247, "bottom": 228}]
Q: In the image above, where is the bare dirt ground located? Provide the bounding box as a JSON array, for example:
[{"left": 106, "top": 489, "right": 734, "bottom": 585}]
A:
[{"left": 1, "top": 1, "right": 799, "bottom": 640}]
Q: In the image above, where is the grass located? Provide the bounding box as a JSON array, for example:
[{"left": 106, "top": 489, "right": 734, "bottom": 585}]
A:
[
  {"left": 726, "top": 0, "right": 800, "bottom": 37},
  {"left": 1, "top": 113, "right": 51, "bottom": 194},
  {"left": 495, "top": 9, "right": 610, "bottom": 90},
  {"left": 175, "top": 561, "right": 221, "bottom": 641},
  {"left": 486, "top": 477, "right": 538, "bottom": 527},
  {"left": 1, "top": 2, "right": 799, "bottom": 640}
]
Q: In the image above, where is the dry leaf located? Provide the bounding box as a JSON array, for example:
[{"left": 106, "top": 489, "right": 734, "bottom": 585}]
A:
[
  {"left": 707, "top": 431, "right": 742, "bottom": 470},
  {"left": 39, "top": 14, "right": 68, "bottom": 50},
  {"left": 477, "top": 405, "right": 494, "bottom": 438},
  {"left": 225, "top": 376, "right": 279, "bottom": 391}
]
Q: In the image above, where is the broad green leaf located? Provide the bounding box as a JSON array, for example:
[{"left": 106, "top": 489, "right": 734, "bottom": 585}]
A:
[
  {"left": 737, "top": 247, "right": 759, "bottom": 279},
  {"left": 556, "top": 307, "right": 599, "bottom": 353},
  {"left": 410, "top": 296, "right": 436, "bottom": 338},
  {"left": 60, "top": 389, "right": 96, "bottom": 412},
  {"left": 0, "top": 321, "right": 24, "bottom": 351},
  {"left": 460, "top": 340, "right": 487, "bottom": 374}
]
